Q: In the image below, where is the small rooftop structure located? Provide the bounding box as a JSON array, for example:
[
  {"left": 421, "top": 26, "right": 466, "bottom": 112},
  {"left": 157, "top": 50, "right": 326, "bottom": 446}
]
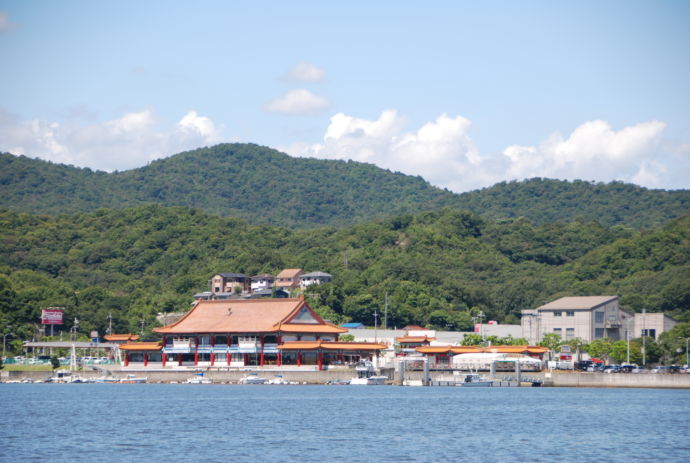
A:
[{"left": 341, "top": 322, "right": 365, "bottom": 329}]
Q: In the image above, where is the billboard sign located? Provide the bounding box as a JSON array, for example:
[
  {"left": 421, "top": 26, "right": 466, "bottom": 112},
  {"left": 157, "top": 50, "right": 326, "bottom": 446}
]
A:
[{"left": 41, "top": 308, "right": 64, "bottom": 325}]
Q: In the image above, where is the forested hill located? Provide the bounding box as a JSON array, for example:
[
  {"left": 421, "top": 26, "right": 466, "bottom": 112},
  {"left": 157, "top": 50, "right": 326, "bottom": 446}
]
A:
[
  {"left": 2, "top": 143, "right": 688, "bottom": 228},
  {"left": 0, "top": 206, "right": 688, "bottom": 342}
]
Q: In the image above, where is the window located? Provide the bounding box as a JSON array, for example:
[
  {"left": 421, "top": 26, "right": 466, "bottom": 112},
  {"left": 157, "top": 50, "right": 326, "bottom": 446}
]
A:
[
  {"left": 594, "top": 311, "right": 604, "bottom": 323},
  {"left": 595, "top": 328, "right": 605, "bottom": 338},
  {"left": 566, "top": 328, "right": 575, "bottom": 340},
  {"left": 554, "top": 311, "right": 562, "bottom": 317},
  {"left": 553, "top": 328, "right": 562, "bottom": 336},
  {"left": 566, "top": 311, "right": 575, "bottom": 317}
]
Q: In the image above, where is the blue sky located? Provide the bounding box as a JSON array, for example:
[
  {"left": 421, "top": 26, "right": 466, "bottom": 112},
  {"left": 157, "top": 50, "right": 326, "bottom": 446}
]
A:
[{"left": 1, "top": 1, "right": 689, "bottom": 191}]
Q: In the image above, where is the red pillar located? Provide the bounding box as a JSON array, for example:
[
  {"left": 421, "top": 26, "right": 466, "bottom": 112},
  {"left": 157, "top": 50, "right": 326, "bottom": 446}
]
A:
[
  {"left": 244, "top": 353, "right": 248, "bottom": 365},
  {"left": 297, "top": 352, "right": 302, "bottom": 367},
  {"left": 178, "top": 353, "right": 182, "bottom": 366},
  {"left": 227, "top": 350, "right": 231, "bottom": 366},
  {"left": 211, "top": 335, "right": 215, "bottom": 366},
  {"left": 162, "top": 353, "right": 166, "bottom": 367},
  {"left": 125, "top": 352, "right": 129, "bottom": 367},
  {"left": 260, "top": 335, "right": 265, "bottom": 367},
  {"left": 144, "top": 353, "right": 148, "bottom": 367},
  {"left": 194, "top": 336, "right": 199, "bottom": 366},
  {"left": 277, "top": 351, "right": 282, "bottom": 366},
  {"left": 318, "top": 351, "right": 323, "bottom": 371}
]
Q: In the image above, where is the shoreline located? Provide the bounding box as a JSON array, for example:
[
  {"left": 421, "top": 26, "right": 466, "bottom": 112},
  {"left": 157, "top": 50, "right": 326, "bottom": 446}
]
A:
[{"left": 3, "top": 368, "right": 690, "bottom": 389}]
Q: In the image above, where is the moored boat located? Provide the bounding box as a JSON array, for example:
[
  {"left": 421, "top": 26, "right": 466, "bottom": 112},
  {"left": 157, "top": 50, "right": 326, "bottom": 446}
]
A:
[
  {"left": 238, "top": 373, "right": 267, "bottom": 384},
  {"left": 185, "top": 373, "right": 212, "bottom": 384},
  {"left": 119, "top": 374, "right": 147, "bottom": 384},
  {"left": 458, "top": 373, "right": 493, "bottom": 387}
]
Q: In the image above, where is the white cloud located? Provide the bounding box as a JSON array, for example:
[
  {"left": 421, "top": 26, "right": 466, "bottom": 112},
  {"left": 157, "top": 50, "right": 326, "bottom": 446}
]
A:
[
  {"left": 0, "top": 108, "right": 223, "bottom": 171},
  {"left": 502, "top": 120, "right": 667, "bottom": 183},
  {"left": 283, "top": 111, "right": 688, "bottom": 192},
  {"left": 283, "top": 110, "right": 491, "bottom": 191},
  {"left": 263, "top": 89, "right": 331, "bottom": 115},
  {"left": 0, "top": 11, "right": 19, "bottom": 33},
  {"left": 283, "top": 63, "right": 326, "bottom": 83}
]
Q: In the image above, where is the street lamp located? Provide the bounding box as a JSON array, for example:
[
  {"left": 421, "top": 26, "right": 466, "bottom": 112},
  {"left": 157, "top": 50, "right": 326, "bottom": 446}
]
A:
[{"left": 2, "top": 332, "right": 14, "bottom": 359}]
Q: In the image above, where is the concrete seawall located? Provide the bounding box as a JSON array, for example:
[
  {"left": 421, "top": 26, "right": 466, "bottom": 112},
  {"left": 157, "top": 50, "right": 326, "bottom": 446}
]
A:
[
  {"left": 3, "top": 369, "right": 690, "bottom": 388},
  {"left": 544, "top": 371, "right": 690, "bottom": 389}
]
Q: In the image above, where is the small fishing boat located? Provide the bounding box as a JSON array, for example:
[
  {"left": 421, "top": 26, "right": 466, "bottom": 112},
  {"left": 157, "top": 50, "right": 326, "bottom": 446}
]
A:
[
  {"left": 458, "top": 373, "right": 493, "bottom": 387},
  {"left": 185, "top": 372, "right": 212, "bottom": 384},
  {"left": 350, "top": 360, "right": 388, "bottom": 385},
  {"left": 266, "top": 375, "right": 290, "bottom": 385},
  {"left": 238, "top": 373, "right": 267, "bottom": 384},
  {"left": 119, "top": 374, "right": 147, "bottom": 384}
]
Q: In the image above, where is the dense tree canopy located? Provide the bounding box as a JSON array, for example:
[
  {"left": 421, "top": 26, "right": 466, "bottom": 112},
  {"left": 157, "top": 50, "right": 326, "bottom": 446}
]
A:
[
  {"left": 1, "top": 205, "right": 688, "bottom": 352},
  {"left": 2, "top": 144, "right": 688, "bottom": 229}
]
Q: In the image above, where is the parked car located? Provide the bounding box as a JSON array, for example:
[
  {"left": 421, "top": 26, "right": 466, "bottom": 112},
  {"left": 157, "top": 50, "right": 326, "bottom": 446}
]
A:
[
  {"left": 650, "top": 366, "right": 682, "bottom": 373},
  {"left": 575, "top": 360, "right": 594, "bottom": 371},
  {"left": 603, "top": 365, "right": 621, "bottom": 373}
]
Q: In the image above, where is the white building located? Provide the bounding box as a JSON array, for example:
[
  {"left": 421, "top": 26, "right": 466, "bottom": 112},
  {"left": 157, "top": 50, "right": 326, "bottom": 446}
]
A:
[
  {"left": 299, "top": 271, "right": 332, "bottom": 289},
  {"left": 521, "top": 296, "right": 634, "bottom": 344},
  {"left": 250, "top": 274, "right": 275, "bottom": 292}
]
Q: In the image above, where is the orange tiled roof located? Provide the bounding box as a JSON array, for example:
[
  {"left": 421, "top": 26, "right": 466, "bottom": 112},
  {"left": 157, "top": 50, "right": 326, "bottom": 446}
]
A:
[
  {"left": 103, "top": 333, "right": 140, "bottom": 342},
  {"left": 153, "top": 298, "right": 346, "bottom": 335},
  {"left": 278, "top": 323, "right": 347, "bottom": 334},
  {"left": 120, "top": 341, "right": 162, "bottom": 351},
  {"left": 416, "top": 345, "right": 548, "bottom": 355},
  {"left": 276, "top": 268, "right": 303, "bottom": 279},
  {"left": 396, "top": 336, "right": 435, "bottom": 343},
  {"left": 279, "top": 341, "right": 387, "bottom": 351}
]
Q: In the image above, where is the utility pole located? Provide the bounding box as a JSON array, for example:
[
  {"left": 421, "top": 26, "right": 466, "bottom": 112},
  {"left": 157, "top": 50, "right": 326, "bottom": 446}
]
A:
[
  {"left": 140, "top": 318, "right": 146, "bottom": 338},
  {"left": 626, "top": 317, "right": 631, "bottom": 364},
  {"left": 373, "top": 309, "right": 379, "bottom": 344},
  {"left": 642, "top": 308, "right": 646, "bottom": 366},
  {"left": 383, "top": 292, "right": 388, "bottom": 330},
  {"left": 107, "top": 312, "right": 113, "bottom": 335},
  {"left": 70, "top": 318, "right": 79, "bottom": 371}
]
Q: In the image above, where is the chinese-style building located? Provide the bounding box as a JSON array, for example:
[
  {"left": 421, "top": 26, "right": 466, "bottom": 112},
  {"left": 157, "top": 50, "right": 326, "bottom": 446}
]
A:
[
  {"left": 120, "top": 298, "right": 386, "bottom": 370},
  {"left": 396, "top": 335, "right": 435, "bottom": 354},
  {"left": 103, "top": 333, "right": 140, "bottom": 344}
]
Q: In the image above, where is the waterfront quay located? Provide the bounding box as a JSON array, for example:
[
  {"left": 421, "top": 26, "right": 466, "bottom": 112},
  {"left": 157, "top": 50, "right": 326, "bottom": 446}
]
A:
[{"left": 3, "top": 367, "right": 690, "bottom": 388}]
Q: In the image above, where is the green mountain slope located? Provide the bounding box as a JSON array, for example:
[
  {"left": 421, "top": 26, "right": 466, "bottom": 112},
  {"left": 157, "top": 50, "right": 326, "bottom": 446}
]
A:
[
  {"left": 1, "top": 206, "right": 688, "bottom": 343},
  {"left": 2, "top": 143, "right": 688, "bottom": 228}
]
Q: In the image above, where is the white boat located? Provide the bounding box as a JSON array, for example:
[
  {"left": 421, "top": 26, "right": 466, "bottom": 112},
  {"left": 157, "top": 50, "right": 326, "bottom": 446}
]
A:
[
  {"left": 458, "top": 373, "right": 493, "bottom": 387},
  {"left": 93, "top": 376, "right": 120, "bottom": 383},
  {"left": 119, "top": 374, "right": 147, "bottom": 384},
  {"left": 238, "top": 373, "right": 267, "bottom": 384},
  {"left": 46, "top": 370, "right": 78, "bottom": 383},
  {"left": 266, "top": 375, "right": 290, "bottom": 385},
  {"left": 350, "top": 360, "right": 388, "bottom": 385},
  {"left": 185, "top": 373, "right": 212, "bottom": 384}
]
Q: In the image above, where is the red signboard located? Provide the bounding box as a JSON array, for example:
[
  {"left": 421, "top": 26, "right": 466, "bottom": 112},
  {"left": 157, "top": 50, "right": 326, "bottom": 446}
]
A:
[{"left": 41, "top": 308, "right": 64, "bottom": 325}]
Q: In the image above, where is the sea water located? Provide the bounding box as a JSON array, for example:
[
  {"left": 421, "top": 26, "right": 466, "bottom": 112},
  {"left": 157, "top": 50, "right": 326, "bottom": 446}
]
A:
[{"left": 1, "top": 384, "right": 688, "bottom": 463}]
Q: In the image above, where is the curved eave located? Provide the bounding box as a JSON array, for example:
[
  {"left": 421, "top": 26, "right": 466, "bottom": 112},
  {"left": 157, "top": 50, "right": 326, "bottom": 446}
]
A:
[
  {"left": 120, "top": 342, "right": 163, "bottom": 351},
  {"left": 279, "top": 341, "right": 387, "bottom": 351}
]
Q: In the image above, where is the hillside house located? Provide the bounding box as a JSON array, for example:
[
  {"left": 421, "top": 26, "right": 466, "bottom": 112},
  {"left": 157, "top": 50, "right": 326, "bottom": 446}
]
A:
[
  {"left": 251, "top": 274, "right": 275, "bottom": 292},
  {"left": 211, "top": 273, "right": 250, "bottom": 294},
  {"left": 275, "top": 269, "right": 303, "bottom": 290},
  {"left": 299, "top": 271, "right": 332, "bottom": 289}
]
